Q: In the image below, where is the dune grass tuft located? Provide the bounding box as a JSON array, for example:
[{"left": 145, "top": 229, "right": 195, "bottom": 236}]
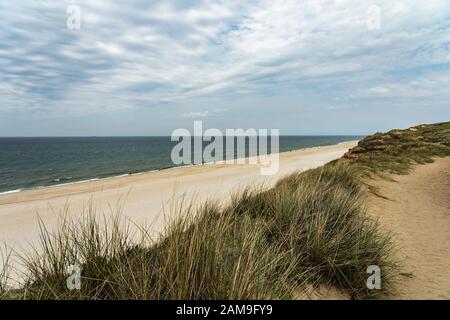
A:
[{"left": 231, "top": 164, "right": 397, "bottom": 299}]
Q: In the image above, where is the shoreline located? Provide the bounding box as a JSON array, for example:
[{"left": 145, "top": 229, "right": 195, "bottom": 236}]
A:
[
  {"left": 0, "top": 140, "right": 358, "bottom": 198},
  {"left": 0, "top": 140, "right": 358, "bottom": 256}
]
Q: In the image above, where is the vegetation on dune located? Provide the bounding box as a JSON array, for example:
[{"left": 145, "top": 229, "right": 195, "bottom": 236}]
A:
[
  {"left": 20, "top": 210, "right": 297, "bottom": 300},
  {"left": 1, "top": 121, "right": 449, "bottom": 300},
  {"left": 4, "top": 165, "right": 396, "bottom": 300},
  {"left": 340, "top": 122, "right": 450, "bottom": 177}
]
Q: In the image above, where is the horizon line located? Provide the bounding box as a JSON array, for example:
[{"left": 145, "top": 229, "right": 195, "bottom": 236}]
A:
[{"left": 0, "top": 134, "right": 367, "bottom": 138}]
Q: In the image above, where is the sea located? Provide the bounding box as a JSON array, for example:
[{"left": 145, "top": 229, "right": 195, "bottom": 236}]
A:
[{"left": 0, "top": 136, "right": 362, "bottom": 194}]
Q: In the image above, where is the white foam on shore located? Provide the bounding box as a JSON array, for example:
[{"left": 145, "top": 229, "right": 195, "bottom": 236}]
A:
[
  {"left": 39, "top": 178, "right": 100, "bottom": 189},
  {"left": 0, "top": 189, "right": 22, "bottom": 196}
]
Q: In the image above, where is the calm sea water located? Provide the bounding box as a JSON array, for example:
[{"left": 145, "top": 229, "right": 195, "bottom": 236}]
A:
[{"left": 0, "top": 136, "right": 362, "bottom": 194}]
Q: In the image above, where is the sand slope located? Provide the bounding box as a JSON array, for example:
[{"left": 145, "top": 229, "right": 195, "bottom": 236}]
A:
[{"left": 368, "top": 157, "right": 450, "bottom": 299}]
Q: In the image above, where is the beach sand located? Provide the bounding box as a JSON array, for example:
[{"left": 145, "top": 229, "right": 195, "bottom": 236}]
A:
[
  {"left": 0, "top": 141, "right": 358, "bottom": 256},
  {"left": 368, "top": 157, "right": 450, "bottom": 299}
]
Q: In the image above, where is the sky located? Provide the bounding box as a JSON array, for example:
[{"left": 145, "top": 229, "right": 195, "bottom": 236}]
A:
[{"left": 0, "top": 0, "right": 449, "bottom": 136}]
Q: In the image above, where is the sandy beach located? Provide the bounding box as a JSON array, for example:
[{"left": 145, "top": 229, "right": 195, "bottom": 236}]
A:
[{"left": 0, "top": 141, "right": 358, "bottom": 254}]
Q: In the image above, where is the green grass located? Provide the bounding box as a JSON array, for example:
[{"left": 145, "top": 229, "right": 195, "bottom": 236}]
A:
[
  {"left": 2, "top": 121, "right": 449, "bottom": 300},
  {"left": 340, "top": 122, "right": 450, "bottom": 177}
]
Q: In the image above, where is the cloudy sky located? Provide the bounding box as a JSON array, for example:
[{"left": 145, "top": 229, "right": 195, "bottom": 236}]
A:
[{"left": 0, "top": 0, "right": 449, "bottom": 136}]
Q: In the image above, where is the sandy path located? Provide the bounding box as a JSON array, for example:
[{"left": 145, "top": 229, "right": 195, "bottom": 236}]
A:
[
  {"left": 368, "top": 157, "right": 450, "bottom": 299},
  {"left": 0, "top": 141, "right": 357, "bottom": 255}
]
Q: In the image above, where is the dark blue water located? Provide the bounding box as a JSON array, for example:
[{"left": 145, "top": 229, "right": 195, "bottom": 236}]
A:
[{"left": 0, "top": 136, "right": 362, "bottom": 193}]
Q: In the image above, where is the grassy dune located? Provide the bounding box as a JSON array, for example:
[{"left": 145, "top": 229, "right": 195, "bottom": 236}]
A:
[
  {"left": 340, "top": 121, "right": 450, "bottom": 176},
  {"left": 1, "top": 121, "right": 449, "bottom": 300}
]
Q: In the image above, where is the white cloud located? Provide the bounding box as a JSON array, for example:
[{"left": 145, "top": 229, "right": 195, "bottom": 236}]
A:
[
  {"left": 96, "top": 42, "right": 125, "bottom": 56},
  {"left": 182, "top": 111, "right": 209, "bottom": 118}
]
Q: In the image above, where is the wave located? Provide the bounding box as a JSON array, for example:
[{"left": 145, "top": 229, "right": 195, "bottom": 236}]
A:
[
  {"left": 0, "top": 164, "right": 191, "bottom": 196},
  {"left": 0, "top": 189, "right": 22, "bottom": 196}
]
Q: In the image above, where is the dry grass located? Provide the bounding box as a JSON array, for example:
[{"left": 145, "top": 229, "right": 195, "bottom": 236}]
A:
[{"left": 0, "top": 245, "right": 12, "bottom": 299}]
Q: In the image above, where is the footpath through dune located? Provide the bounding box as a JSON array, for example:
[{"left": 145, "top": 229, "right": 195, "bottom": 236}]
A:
[{"left": 368, "top": 157, "right": 450, "bottom": 299}]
